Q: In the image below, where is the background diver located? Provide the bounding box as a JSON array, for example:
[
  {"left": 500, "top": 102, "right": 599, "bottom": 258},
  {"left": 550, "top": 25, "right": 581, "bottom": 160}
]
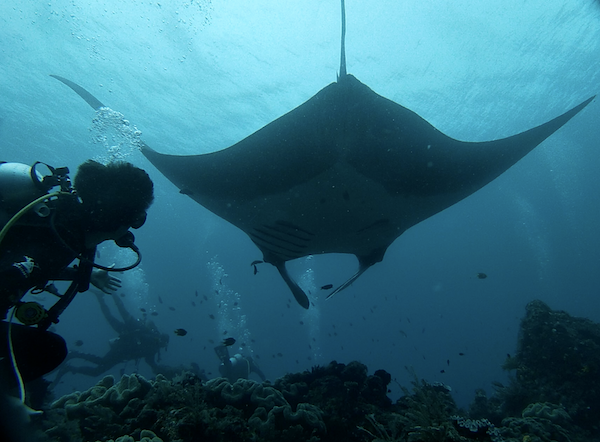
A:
[
  {"left": 0, "top": 160, "right": 154, "bottom": 386},
  {"left": 52, "top": 291, "right": 170, "bottom": 383},
  {"left": 214, "top": 343, "right": 266, "bottom": 383}
]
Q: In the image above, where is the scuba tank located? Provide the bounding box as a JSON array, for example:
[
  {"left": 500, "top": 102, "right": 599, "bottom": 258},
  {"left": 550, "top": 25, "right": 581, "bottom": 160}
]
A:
[{"left": 0, "top": 162, "right": 72, "bottom": 228}]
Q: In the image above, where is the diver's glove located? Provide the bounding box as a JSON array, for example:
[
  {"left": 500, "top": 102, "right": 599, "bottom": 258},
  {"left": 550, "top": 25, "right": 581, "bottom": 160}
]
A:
[
  {"left": 90, "top": 269, "right": 122, "bottom": 294},
  {"left": 12, "top": 256, "right": 39, "bottom": 279}
]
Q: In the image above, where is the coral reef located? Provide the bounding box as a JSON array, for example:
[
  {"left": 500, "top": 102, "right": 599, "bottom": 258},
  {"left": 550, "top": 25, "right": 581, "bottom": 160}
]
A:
[
  {"left": 470, "top": 300, "right": 600, "bottom": 442},
  {"left": 33, "top": 361, "right": 392, "bottom": 442},
  {"left": 509, "top": 300, "right": 600, "bottom": 431},
  {"left": 24, "top": 300, "right": 600, "bottom": 441}
]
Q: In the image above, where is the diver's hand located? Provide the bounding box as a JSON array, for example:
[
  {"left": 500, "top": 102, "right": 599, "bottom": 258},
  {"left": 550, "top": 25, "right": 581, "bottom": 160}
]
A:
[{"left": 90, "top": 269, "right": 122, "bottom": 294}]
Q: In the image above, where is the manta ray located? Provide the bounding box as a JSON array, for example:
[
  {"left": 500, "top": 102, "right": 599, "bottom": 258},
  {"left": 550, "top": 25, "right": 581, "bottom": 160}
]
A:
[{"left": 52, "top": 0, "right": 594, "bottom": 308}]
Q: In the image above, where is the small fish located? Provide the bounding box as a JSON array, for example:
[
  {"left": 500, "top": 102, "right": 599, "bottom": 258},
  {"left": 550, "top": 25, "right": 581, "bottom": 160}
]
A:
[
  {"left": 174, "top": 328, "right": 188, "bottom": 336},
  {"left": 440, "top": 369, "right": 445, "bottom": 373},
  {"left": 447, "top": 359, "right": 450, "bottom": 366},
  {"left": 277, "top": 352, "right": 283, "bottom": 357},
  {"left": 204, "top": 295, "right": 208, "bottom": 301},
  {"left": 191, "top": 301, "right": 196, "bottom": 306},
  {"left": 151, "top": 312, "right": 158, "bottom": 316},
  {"left": 320, "top": 284, "right": 333, "bottom": 290},
  {"left": 299, "top": 321, "right": 304, "bottom": 325},
  {"left": 399, "top": 330, "right": 407, "bottom": 338},
  {"left": 158, "top": 296, "right": 163, "bottom": 304},
  {"left": 253, "top": 265, "right": 258, "bottom": 275},
  {"left": 140, "top": 308, "right": 147, "bottom": 313},
  {"left": 476, "top": 272, "right": 488, "bottom": 279},
  {"left": 209, "top": 314, "right": 215, "bottom": 319},
  {"left": 179, "top": 188, "right": 193, "bottom": 195},
  {"left": 168, "top": 306, "right": 176, "bottom": 311},
  {"left": 222, "top": 337, "right": 236, "bottom": 346},
  {"left": 459, "top": 352, "right": 465, "bottom": 356},
  {"left": 74, "top": 340, "right": 84, "bottom": 347}
]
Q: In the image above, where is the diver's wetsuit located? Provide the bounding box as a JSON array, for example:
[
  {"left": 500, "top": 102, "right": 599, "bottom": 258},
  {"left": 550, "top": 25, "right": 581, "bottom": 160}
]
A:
[{"left": 0, "top": 195, "right": 93, "bottom": 383}]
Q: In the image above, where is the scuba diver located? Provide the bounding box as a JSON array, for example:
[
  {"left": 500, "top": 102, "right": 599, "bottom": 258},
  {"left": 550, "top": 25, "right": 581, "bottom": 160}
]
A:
[
  {"left": 0, "top": 160, "right": 154, "bottom": 386},
  {"left": 214, "top": 343, "right": 266, "bottom": 383},
  {"left": 52, "top": 291, "right": 169, "bottom": 382}
]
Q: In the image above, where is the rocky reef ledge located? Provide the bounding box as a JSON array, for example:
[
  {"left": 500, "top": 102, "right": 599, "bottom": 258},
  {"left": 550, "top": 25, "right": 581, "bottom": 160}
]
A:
[{"left": 31, "top": 300, "right": 600, "bottom": 442}]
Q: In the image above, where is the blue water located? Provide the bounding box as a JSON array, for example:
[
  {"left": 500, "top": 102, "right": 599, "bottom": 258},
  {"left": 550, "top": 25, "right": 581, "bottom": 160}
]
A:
[{"left": 1, "top": 0, "right": 600, "bottom": 408}]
